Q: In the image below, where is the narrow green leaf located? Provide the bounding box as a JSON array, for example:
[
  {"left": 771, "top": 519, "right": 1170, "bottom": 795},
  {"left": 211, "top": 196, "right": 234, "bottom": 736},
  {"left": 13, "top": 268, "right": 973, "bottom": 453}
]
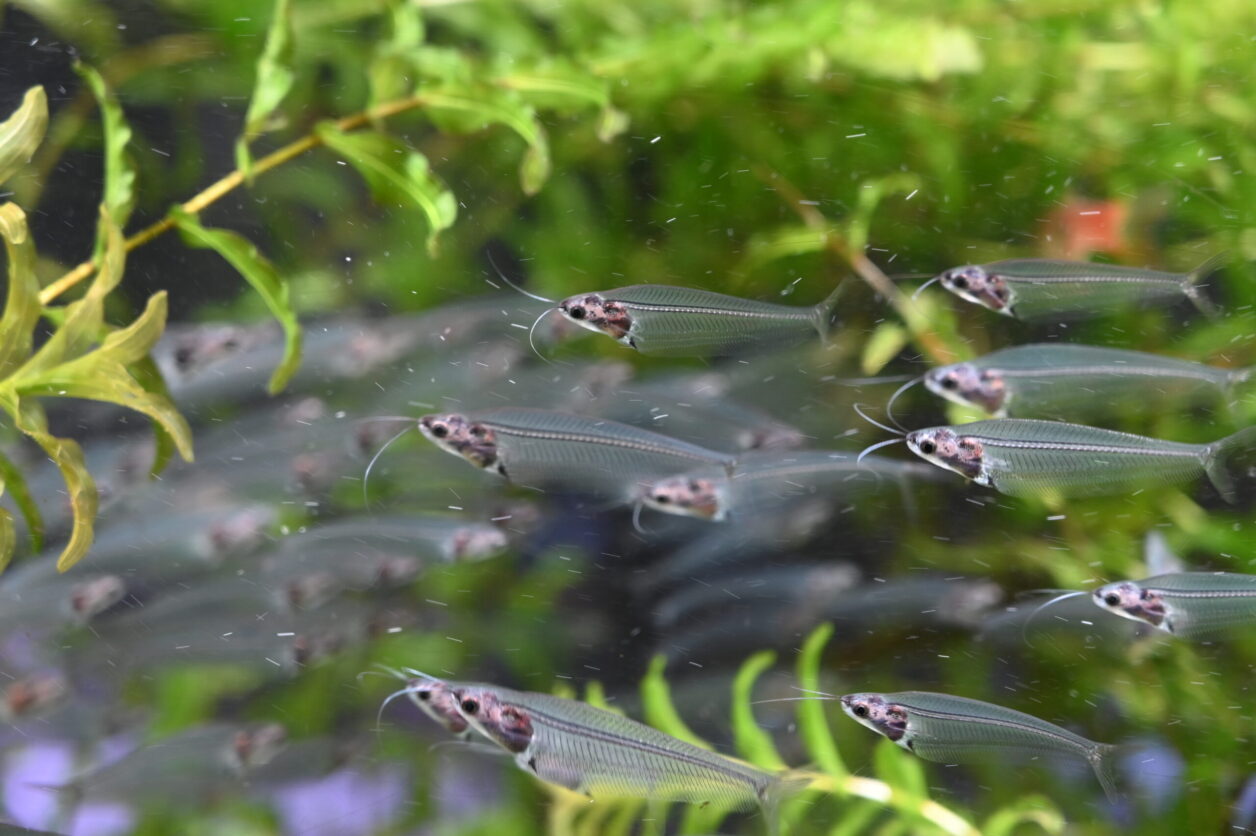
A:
[
  {"left": 7, "top": 395, "right": 97, "bottom": 573},
  {"left": 827, "top": 799, "right": 884, "bottom": 836},
  {"left": 860, "top": 322, "right": 908, "bottom": 375},
  {"left": 496, "top": 67, "right": 628, "bottom": 142},
  {"left": 20, "top": 292, "right": 194, "bottom": 463},
  {"left": 796, "top": 624, "right": 846, "bottom": 776},
  {"left": 983, "top": 795, "right": 1066, "bottom": 836},
  {"left": 130, "top": 355, "right": 178, "bottom": 476},
  {"left": 730, "top": 650, "right": 787, "bottom": 771},
  {"left": 639, "top": 655, "right": 712, "bottom": 750},
  {"left": 367, "top": 0, "right": 425, "bottom": 109},
  {"left": 0, "top": 508, "right": 14, "bottom": 574},
  {"left": 75, "top": 63, "right": 136, "bottom": 235},
  {"left": 0, "top": 86, "right": 49, "bottom": 186},
  {"left": 0, "top": 202, "right": 41, "bottom": 378},
  {"left": 743, "top": 225, "right": 829, "bottom": 273},
  {"left": 316, "top": 125, "right": 457, "bottom": 256},
  {"left": 0, "top": 446, "right": 43, "bottom": 555},
  {"left": 873, "top": 738, "right": 928, "bottom": 800},
  {"left": 170, "top": 207, "right": 302, "bottom": 394},
  {"left": 424, "top": 86, "right": 552, "bottom": 195},
  {"left": 235, "top": 0, "right": 296, "bottom": 179}
]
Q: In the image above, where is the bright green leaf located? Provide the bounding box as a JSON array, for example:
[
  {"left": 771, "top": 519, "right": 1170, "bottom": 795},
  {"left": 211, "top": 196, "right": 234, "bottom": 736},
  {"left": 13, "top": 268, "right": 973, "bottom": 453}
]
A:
[
  {"left": 368, "top": 0, "right": 425, "bottom": 109},
  {"left": 0, "top": 446, "right": 43, "bottom": 556},
  {"left": 0, "top": 86, "right": 48, "bottom": 186},
  {"left": 730, "top": 650, "right": 787, "bottom": 771},
  {"left": 496, "top": 66, "right": 628, "bottom": 142},
  {"left": 0, "top": 508, "right": 13, "bottom": 574},
  {"left": 0, "top": 202, "right": 41, "bottom": 378},
  {"left": 75, "top": 63, "right": 136, "bottom": 237},
  {"left": 873, "top": 737, "right": 928, "bottom": 800},
  {"left": 796, "top": 624, "right": 846, "bottom": 776},
  {"left": 861, "top": 322, "right": 908, "bottom": 375},
  {"left": 316, "top": 125, "right": 457, "bottom": 256},
  {"left": 170, "top": 207, "right": 302, "bottom": 394},
  {"left": 983, "top": 795, "right": 1066, "bottom": 836},
  {"left": 235, "top": 0, "right": 296, "bottom": 179},
  {"left": 639, "top": 655, "right": 712, "bottom": 750},
  {"left": 130, "top": 355, "right": 179, "bottom": 476},
  {"left": 423, "top": 85, "right": 552, "bottom": 195},
  {"left": 743, "top": 225, "right": 829, "bottom": 274}
]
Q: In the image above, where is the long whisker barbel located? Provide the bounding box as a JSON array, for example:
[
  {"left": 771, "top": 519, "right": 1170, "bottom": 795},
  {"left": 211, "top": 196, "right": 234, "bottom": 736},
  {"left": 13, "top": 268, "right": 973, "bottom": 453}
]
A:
[
  {"left": 1020, "top": 589, "right": 1089, "bottom": 645},
  {"left": 362, "top": 424, "right": 416, "bottom": 508},
  {"left": 884, "top": 375, "right": 923, "bottom": 431},
  {"left": 486, "top": 250, "right": 556, "bottom": 304},
  {"left": 857, "top": 437, "right": 906, "bottom": 465},
  {"left": 852, "top": 403, "right": 904, "bottom": 436},
  {"left": 911, "top": 275, "right": 941, "bottom": 301},
  {"left": 526, "top": 307, "right": 557, "bottom": 365}
]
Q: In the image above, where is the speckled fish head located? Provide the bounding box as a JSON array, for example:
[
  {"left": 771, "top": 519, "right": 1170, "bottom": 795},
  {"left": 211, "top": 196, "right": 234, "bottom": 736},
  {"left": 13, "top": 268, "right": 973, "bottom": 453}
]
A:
[
  {"left": 558, "top": 292, "right": 634, "bottom": 341},
  {"left": 417, "top": 413, "right": 499, "bottom": 470},
  {"left": 447, "top": 526, "right": 509, "bottom": 562},
  {"left": 228, "top": 723, "right": 288, "bottom": 773},
  {"left": 641, "top": 475, "right": 725, "bottom": 521},
  {"left": 938, "top": 265, "right": 1012, "bottom": 313},
  {"left": 67, "top": 575, "right": 127, "bottom": 621},
  {"left": 839, "top": 693, "right": 908, "bottom": 743},
  {"left": 407, "top": 678, "right": 470, "bottom": 736},
  {"left": 925, "top": 363, "right": 1007, "bottom": 414},
  {"left": 905, "top": 427, "right": 985, "bottom": 481},
  {"left": 453, "top": 686, "right": 534, "bottom": 754},
  {"left": 1092, "top": 580, "right": 1166, "bottom": 628}
]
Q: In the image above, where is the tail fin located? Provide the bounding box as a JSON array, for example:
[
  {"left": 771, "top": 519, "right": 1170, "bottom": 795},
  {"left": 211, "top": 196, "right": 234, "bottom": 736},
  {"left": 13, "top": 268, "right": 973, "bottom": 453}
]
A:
[
  {"left": 1089, "top": 744, "right": 1123, "bottom": 804},
  {"left": 812, "top": 280, "right": 849, "bottom": 344},
  {"left": 760, "top": 771, "right": 815, "bottom": 836},
  {"left": 1203, "top": 426, "right": 1256, "bottom": 503},
  {"left": 1182, "top": 253, "right": 1227, "bottom": 318}
]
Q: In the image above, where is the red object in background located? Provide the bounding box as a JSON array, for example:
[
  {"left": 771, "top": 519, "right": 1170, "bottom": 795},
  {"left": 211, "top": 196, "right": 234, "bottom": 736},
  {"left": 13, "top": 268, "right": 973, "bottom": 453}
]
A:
[{"left": 1042, "top": 197, "right": 1131, "bottom": 261}]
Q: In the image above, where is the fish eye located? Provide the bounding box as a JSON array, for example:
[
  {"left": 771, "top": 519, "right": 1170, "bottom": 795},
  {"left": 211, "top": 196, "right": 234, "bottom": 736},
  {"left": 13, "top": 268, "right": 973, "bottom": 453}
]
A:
[
  {"left": 568, "top": 305, "right": 587, "bottom": 320},
  {"left": 460, "top": 698, "right": 479, "bottom": 714},
  {"left": 653, "top": 493, "right": 671, "bottom": 504},
  {"left": 951, "top": 275, "right": 969, "bottom": 289},
  {"left": 1104, "top": 593, "right": 1120, "bottom": 607},
  {"left": 941, "top": 376, "right": 958, "bottom": 390},
  {"left": 918, "top": 440, "right": 937, "bottom": 455},
  {"left": 470, "top": 425, "right": 486, "bottom": 437},
  {"left": 416, "top": 690, "right": 431, "bottom": 702},
  {"left": 431, "top": 424, "right": 449, "bottom": 439},
  {"left": 853, "top": 705, "right": 869, "bottom": 717}
]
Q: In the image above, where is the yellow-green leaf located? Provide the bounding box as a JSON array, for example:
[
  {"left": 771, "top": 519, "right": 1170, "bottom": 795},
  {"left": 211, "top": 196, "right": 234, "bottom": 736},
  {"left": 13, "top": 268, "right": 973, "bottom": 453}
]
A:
[
  {"left": 8, "top": 396, "right": 96, "bottom": 573},
  {"left": 235, "top": 0, "right": 296, "bottom": 178},
  {"left": 639, "top": 655, "right": 712, "bottom": 750},
  {"left": 730, "top": 650, "right": 787, "bottom": 771},
  {"left": 874, "top": 737, "right": 928, "bottom": 800},
  {"left": 424, "top": 86, "right": 552, "bottom": 195},
  {"left": 0, "top": 86, "right": 49, "bottom": 186},
  {"left": 368, "top": 0, "right": 425, "bottom": 109},
  {"left": 75, "top": 63, "right": 136, "bottom": 236},
  {"left": 0, "top": 202, "right": 41, "bottom": 378},
  {"left": 130, "top": 355, "right": 179, "bottom": 477},
  {"left": 170, "top": 207, "right": 301, "bottom": 393},
  {"left": 0, "top": 446, "right": 43, "bottom": 555},
  {"left": 796, "top": 624, "right": 846, "bottom": 776},
  {"left": 0, "top": 508, "right": 14, "bottom": 574},
  {"left": 861, "top": 322, "right": 908, "bottom": 375},
  {"left": 316, "top": 125, "right": 457, "bottom": 256}
]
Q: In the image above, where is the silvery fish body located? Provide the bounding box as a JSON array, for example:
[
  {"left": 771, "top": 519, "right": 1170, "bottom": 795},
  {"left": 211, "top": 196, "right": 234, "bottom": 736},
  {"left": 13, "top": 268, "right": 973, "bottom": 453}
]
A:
[
  {"left": 934, "top": 256, "right": 1221, "bottom": 319},
  {"left": 926, "top": 343, "right": 1251, "bottom": 419},
  {"left": 418, "top": 407, "right": 735, "bottom": 500},
  {"left": 840, "top": 691, "right": 1121, "bottom": 801},
  {"left": 450, "top": 684, "right": 793, "bottom": 812},
  {"left": 557, "top": 281, "right": 844, "bottom": 356},
  {"left": 1092, "top": 571, "right": 1256, "bottom": 639},
  {"left": 905, "top": 419, "right": 1256, "bottom": 501}
]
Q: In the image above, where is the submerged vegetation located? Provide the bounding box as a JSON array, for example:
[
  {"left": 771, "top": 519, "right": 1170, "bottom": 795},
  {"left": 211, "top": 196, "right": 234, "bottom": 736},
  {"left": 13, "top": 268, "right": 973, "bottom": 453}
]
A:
[{"left": 0, "top": 0, "right": 1254, "bottom": 834}]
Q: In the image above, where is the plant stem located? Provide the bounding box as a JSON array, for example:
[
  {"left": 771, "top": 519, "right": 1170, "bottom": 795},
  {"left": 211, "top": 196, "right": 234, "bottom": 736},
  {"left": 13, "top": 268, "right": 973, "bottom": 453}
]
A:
[{"left": 39, "top": 95, "right": 428, "bottom": 306}]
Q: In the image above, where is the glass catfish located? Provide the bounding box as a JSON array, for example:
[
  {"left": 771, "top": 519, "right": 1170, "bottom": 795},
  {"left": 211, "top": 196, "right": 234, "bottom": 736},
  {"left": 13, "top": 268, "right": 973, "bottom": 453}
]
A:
[
  {"left": 448, "top": 682, "right": 804, "bottom": 823},
  {"left": 516, "top": 277, "right": 846, "bottom": 356},
  {"left": 1092, "top": 571, "right": 1256, "bottom": 639},
  {"left": 840, "top": 691, "right": 1122, "bottom": 802},
  {"left": 929, "top": 255, "right": 1223, "bottom": 320},
  {"left": 903, "top": 419, "right": 1256, "bottom": 501},
  {"left": 925, "top": 343, "right": 1253, "bottom": 419}
]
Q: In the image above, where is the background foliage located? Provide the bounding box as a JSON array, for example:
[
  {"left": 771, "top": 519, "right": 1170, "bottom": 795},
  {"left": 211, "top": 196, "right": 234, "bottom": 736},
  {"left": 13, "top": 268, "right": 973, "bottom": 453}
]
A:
[{"left": 0, "top": 0, "right": 1254, "bottom": 834}]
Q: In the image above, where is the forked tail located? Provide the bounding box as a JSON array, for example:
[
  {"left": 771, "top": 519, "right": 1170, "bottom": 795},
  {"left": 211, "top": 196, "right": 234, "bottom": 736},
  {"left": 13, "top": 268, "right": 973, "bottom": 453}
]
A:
[
  {"left": 1182, "top": 253, "right": 1227, "bottom": 318},
  {"left": 1089, "top": 744, "right": 1123, "bottom": 805},
  {"left": 812, "top": 280, "right": 849, "bottom": 344},
  {"left": 1203, "top": 425, "right": 1256, "bottom": 503},
  {"left": 760, "top": 770, "right": 815, "bottom": 836}
]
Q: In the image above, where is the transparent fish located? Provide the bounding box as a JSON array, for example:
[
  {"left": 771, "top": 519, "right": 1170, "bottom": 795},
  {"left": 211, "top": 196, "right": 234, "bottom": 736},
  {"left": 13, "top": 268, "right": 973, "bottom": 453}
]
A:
[
  {"left": 925, "top": 343, "right": 1251, "bottom": 419},
  {"left": 930, "top": 255, "right": 1222, "bottom": 319},
  {"left": 904, "top": 419, "right": 1256, "bottom": 501},
  {"left": 652, "top": 563, "right": 862, "bottom": 629},
  {"left": 449, "top": 683, "right": 800, "bottom": 814},
  {"left": 839, "top": 691, "right": 1121, "bottom": 801},
  {"left": 641, "top": 451, "right": 941, "bottom": 522},
  {"left": 1092, "top": 571, "right": 1256, "bottom": 639},
  {"left": 0, "top": 574, "right": 126, "bottom": 637},
  {"left": 554, "top": 281, "right": 845, "bottom": 355},
  {"left": 418, "top": 407, "right": 735, "bottom": 499}
]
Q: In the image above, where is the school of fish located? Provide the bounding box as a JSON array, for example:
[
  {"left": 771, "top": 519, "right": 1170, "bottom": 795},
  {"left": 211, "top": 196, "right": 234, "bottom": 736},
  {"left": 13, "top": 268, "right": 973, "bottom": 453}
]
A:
[{"left": 0, "top": 250, "right": 1252, "bottom": 834}]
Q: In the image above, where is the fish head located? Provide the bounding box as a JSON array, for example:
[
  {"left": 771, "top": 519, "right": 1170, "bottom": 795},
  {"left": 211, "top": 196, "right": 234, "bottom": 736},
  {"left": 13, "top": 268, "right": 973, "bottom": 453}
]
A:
[
  {"left": 558, "top": 293, "right": 634, "bottom": 341},
  {"left": 227, "top": 723, "right": 288, "bottom": 773},
  {"left": 1092, "top": 581, "right": 1166, "bottom": 628},
  {"left": 67, "top": 575, "right": 127, "bottom": 621},
  {"left": 839, "top": 693, "right": 908, "bottom": 743},
  {"left": 925, "top": 363, "right": 1007, "bottom": 414},
  {"left": 453, "top": 687, "right": 534, "bottom": 754},
  {"left": 641, "top": 476, "right": 725, "bottom": 520},
  {"left": 905, "top": 427, "right": 984, "bottom": 481},
  {"left": 407, "top": 678, "right": 470, "bottom": 737},
  {"left": 2, "top": 672, "right": 67, "bottom": 720},
  {"left": 418, "top": 413, "right": 500, "bottom": 470},
  {"left": 447, "top": 526, "right": 509, "bottom": 562},
  {"left": 374, "top": 555, "right": 424, "bottom": 587},
  {"left": 938, "top": 265, "right": 1011, "bottom": 313}
]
